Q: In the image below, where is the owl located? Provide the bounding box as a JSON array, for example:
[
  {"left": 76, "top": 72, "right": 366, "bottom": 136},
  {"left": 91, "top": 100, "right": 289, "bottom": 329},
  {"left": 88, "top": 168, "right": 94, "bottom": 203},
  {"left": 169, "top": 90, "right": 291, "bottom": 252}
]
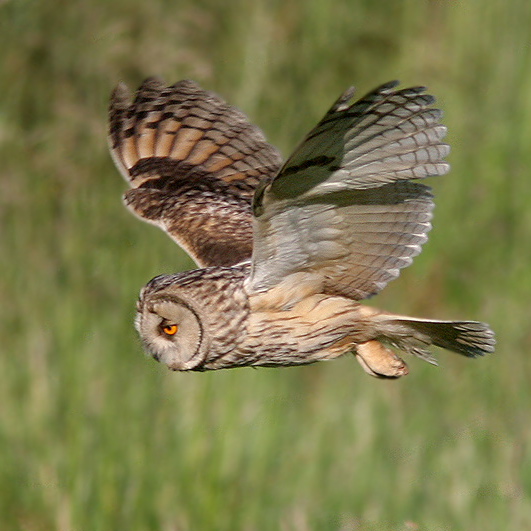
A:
[{"left": 108, "top": 77, "right": 495, "bottom": 378}]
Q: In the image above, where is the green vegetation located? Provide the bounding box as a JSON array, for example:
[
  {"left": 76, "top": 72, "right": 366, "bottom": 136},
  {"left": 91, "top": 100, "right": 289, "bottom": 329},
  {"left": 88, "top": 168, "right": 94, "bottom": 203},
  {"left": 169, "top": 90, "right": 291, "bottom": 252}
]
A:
[{"left": 1, "top": 0, "right": 530, "bottom": 529}]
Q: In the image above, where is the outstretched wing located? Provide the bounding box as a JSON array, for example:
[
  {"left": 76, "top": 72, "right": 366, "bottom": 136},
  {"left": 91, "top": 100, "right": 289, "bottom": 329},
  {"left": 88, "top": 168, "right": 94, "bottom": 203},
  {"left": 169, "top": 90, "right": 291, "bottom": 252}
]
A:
[
  {"left": 248, "top": 81, "right": 449, "bottom": 300},
  {"left": 109, "top": 78, "right": 283, "bottom": 267}
]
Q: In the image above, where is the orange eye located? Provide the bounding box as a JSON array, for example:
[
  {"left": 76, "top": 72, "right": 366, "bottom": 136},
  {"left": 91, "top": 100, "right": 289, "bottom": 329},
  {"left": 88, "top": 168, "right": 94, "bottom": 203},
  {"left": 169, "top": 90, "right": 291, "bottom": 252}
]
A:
[{"left": 162, "top": 324, "right": 178, "bottom": 336}]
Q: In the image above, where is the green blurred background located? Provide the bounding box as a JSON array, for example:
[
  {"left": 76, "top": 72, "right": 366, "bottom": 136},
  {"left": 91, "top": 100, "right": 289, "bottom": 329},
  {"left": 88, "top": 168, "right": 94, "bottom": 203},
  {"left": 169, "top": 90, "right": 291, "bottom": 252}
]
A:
[{"left": 1, "top": 0, "right": 530, "bottom": 529}]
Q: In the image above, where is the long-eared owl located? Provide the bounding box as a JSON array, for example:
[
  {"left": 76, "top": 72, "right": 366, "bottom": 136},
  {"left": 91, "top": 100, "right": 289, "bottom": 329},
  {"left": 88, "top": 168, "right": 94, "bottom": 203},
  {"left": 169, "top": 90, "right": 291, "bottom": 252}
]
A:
[{"left": 108, "top": 78, "right": 495, "bottom": 378}]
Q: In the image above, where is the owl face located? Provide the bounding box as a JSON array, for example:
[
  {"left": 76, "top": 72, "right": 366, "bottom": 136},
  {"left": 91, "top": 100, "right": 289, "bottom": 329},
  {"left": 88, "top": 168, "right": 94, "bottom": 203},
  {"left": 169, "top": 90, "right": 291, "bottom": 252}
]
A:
[{"left": 135, "top": 291, "right": 207, "bottom": 371}]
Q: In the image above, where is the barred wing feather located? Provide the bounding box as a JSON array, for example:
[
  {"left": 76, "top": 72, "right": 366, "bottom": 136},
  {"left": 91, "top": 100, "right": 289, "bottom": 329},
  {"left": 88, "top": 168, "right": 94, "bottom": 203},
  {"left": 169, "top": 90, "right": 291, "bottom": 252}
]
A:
[
  {"left": 249, "top": 81, "right": 449, "bottom": 299},
  {"left": 109, "top": 78, "right": 283, "bottom": 267}
]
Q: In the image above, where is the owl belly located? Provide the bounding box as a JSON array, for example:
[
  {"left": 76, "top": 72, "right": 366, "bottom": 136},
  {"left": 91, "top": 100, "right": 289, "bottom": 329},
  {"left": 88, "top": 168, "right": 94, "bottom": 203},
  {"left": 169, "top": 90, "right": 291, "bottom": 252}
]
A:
[{"left": 240, "top": 295, "right": 373, "bottom": 368}]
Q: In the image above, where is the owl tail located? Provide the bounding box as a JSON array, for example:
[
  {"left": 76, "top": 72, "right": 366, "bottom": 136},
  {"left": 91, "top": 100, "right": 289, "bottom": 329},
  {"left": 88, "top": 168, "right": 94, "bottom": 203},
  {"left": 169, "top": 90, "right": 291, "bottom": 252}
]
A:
[
  {"left": 355, "top": 316, "right": 495, "bottom": 379},
  {"left": 376, "top": 316, "right": 496, "bottom": 365}
]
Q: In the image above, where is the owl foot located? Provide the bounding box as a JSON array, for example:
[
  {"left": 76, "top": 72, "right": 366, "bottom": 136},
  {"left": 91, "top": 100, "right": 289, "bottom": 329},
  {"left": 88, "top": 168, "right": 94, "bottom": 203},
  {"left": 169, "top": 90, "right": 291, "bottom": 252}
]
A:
[{"left": 355, "top": 340, "right": 409, "bottom": 379}]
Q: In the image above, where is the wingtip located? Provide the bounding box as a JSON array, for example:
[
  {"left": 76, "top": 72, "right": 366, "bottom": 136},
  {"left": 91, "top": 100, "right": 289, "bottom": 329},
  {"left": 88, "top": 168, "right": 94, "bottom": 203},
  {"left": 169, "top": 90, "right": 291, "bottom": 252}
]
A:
[
  {"left": 333, "top": 80, "right": 402, "bottom": 113},
  {"left": 331, "top": 86, "right": 357, "bottom": 112},
  {"left": 380, "top": 79, "right": 401, "bottom": 91},
  {"left": 138, "top": 76, "right": 167, "bottom": 92},
  {"left": 110, "top": 82, "right": 132, "bottom": 110}
]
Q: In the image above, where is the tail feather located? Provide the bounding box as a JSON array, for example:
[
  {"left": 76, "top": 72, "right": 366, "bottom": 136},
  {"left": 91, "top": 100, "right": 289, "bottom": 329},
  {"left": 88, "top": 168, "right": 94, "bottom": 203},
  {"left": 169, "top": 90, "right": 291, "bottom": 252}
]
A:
[{"left": 377, "top": 316, "right": 496, "bottom": 363}]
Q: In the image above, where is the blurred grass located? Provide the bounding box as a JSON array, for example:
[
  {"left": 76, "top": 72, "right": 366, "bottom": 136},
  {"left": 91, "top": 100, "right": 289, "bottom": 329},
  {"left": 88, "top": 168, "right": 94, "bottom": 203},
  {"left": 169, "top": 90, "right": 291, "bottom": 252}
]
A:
[{"left": 1, "top": 0, "right": 530, "bottom": 529}]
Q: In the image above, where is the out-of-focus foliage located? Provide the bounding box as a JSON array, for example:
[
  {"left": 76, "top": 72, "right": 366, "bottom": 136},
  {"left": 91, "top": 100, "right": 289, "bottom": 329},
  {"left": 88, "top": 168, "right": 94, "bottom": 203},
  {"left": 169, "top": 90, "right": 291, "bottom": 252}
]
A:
[{"left": 1, "top": 1, "right": 530, "bottom": 529}]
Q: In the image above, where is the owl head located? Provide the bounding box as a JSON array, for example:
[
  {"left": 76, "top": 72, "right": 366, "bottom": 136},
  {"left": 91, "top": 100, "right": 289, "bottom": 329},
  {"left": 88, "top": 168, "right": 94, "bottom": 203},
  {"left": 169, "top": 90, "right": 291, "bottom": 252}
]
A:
[{"left": 135, "top": 275, "right": 209, "bottom": 371}]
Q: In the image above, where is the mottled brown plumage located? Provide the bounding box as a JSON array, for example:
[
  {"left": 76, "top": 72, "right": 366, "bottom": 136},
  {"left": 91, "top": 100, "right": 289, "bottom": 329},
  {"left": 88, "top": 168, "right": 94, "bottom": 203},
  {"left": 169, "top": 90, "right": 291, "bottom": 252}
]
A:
[
  {"left": 110, "top": 78, "right": 495, "bottom": 378},
  {"left": 109, "top": 77, "right": 281, "bottom": 266}
]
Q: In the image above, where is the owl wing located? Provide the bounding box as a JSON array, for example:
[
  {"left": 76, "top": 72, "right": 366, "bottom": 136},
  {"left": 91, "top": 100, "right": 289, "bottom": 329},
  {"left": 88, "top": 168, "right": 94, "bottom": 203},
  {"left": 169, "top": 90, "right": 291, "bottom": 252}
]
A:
[
  {"left": 109, "top": 78, "right": 283, "bottom": 267},
  {"left": 247, "top": 81, "right": 449, "bottom": 300}
]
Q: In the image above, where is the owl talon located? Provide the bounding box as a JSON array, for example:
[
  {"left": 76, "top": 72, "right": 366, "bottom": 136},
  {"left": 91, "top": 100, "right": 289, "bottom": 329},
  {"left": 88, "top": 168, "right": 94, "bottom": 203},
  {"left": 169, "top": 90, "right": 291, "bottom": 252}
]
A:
[{"left": 355, "top": 340, "right": 409, "bottom": 379}]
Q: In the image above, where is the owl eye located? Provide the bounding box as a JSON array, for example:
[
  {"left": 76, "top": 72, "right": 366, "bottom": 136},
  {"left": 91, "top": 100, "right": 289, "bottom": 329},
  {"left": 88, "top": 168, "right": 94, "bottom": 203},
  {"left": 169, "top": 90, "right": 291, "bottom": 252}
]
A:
[{"left": 161, "top": 323, "right": 179, "bottom": 336}]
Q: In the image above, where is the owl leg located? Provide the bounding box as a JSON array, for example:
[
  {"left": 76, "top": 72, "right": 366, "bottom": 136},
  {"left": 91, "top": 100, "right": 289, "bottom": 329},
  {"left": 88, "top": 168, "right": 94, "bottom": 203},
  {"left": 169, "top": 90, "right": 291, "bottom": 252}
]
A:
[{"left": 354, "top": 340, "right": 409, "bottom": 379}]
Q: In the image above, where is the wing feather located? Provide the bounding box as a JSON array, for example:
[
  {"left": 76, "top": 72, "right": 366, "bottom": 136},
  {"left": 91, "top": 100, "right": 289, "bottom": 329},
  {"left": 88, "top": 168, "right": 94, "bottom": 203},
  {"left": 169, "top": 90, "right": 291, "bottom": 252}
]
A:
[
  {"left": 108, "top": 78, "right": 283, "bottom": 267},
  {"left": 248, "top": 82, "right": 447, "bottom": 299}
]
